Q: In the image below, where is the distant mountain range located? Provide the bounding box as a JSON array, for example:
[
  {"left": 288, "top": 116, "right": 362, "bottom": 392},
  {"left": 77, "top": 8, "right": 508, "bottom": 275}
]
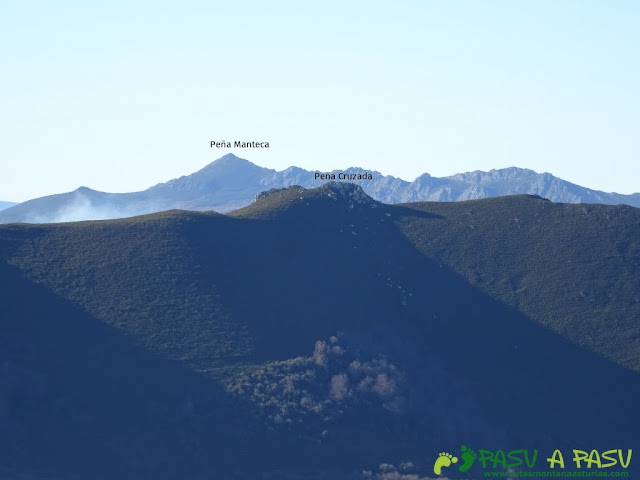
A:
[
  {"left": 2, "top": 184, "right": 639, "bottom": 479},
  {"left": 0, "top": 201, "right": 16, "bottom": 212},
  {"left": 1, "top": 153, "right": 639, "bottom": 224}
]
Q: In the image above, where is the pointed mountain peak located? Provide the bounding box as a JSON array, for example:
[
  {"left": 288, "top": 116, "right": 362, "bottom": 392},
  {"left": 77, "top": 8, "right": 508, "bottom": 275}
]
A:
[
  {"left": 198, "top": 153, "right": 274, "bottom": 176},
  {"left": 200, "top": 153, "right": 253, "bottom": 170},
  {"left": 214, "top": 153, "right": 248, "bottom": 163}
]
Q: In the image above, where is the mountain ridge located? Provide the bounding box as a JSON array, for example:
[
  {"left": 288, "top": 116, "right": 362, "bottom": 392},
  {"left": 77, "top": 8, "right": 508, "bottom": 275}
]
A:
[{"left": 1, "top": 153, "right": 639, "bottom": 224}]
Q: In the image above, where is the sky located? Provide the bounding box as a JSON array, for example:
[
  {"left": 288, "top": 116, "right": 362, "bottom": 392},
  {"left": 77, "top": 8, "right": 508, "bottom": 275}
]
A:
[{"left": 1, "top": 0, "right": 639, "bottom": 202}]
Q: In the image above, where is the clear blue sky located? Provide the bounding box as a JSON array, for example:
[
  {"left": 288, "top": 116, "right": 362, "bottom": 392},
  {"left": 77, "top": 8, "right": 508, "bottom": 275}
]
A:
[{"left": 1, "top": 1, "right": 639, "bottom": 202}]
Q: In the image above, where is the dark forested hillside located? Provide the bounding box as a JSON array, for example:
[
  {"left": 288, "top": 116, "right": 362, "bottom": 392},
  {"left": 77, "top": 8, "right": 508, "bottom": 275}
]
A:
[{"left": 1, "top": 183, "right": 639, "bottom": 479}]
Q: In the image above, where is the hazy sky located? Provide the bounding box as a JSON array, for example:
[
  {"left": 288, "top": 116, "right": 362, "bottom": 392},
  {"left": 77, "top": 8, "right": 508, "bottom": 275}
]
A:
[{"left": 1, "top": 1, "right": 639, "bottom": 202}]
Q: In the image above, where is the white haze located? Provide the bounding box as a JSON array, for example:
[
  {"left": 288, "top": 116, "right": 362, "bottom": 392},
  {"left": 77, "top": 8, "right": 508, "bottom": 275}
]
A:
[{"left": 32, "top": 194, "right": 143, "bottom": 224}]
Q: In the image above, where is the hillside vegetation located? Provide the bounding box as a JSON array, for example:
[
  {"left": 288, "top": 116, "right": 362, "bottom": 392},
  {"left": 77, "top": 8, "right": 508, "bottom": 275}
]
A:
[{"left": 1, "top": 183, "right": 638, "bottom": 479}]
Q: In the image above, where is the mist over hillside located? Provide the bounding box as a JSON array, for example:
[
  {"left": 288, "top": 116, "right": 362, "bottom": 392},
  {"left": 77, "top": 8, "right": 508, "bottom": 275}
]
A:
[
  {"left": 2, "top": 154, "right": 639, "bottom": 224},
  {"left": 1, "top": 183, "right": 639, "bottom": 479}
]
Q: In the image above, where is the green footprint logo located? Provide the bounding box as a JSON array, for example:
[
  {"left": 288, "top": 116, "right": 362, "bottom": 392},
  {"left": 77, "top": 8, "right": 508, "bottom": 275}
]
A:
[
  {"left": 458, "top": 445, "right": 477, "bottom": 472},
  {"left": 433, "top": 452, "right": 458, "bottom": 475}
]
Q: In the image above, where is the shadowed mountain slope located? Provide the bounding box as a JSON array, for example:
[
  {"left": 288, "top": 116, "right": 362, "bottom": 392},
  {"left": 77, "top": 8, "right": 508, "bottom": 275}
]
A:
[{"left": 1, "top": 184, "right": 639, "bottom": 478}]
